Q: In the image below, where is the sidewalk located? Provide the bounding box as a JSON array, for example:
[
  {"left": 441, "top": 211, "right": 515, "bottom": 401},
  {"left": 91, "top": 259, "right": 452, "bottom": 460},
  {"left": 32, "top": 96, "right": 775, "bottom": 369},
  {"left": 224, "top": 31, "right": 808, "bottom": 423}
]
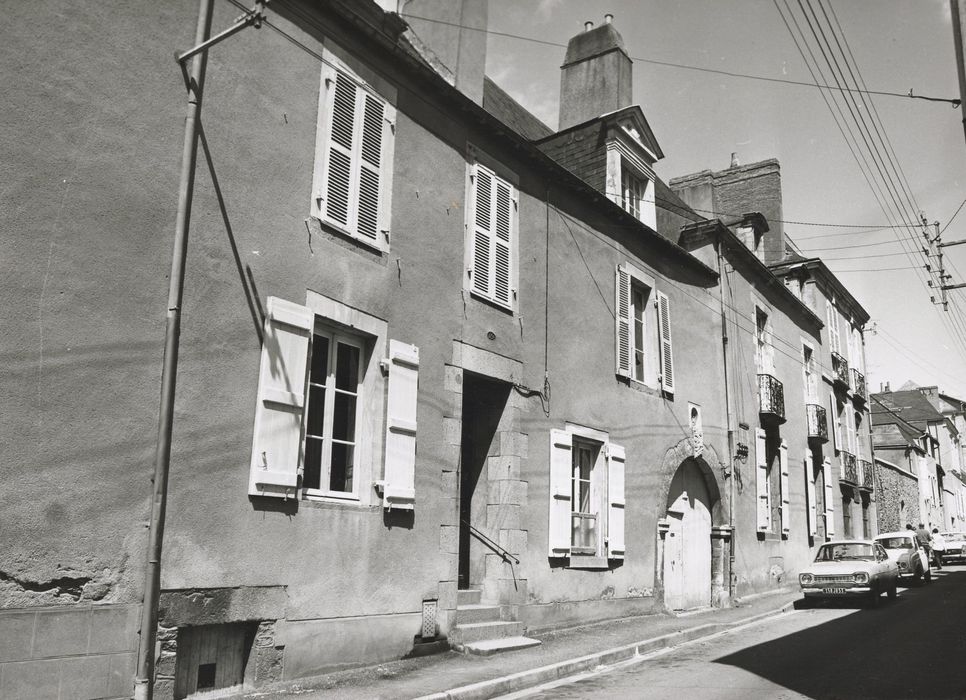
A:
[{"left": 225, "top": 589, "right": 802, "bottom": 700}]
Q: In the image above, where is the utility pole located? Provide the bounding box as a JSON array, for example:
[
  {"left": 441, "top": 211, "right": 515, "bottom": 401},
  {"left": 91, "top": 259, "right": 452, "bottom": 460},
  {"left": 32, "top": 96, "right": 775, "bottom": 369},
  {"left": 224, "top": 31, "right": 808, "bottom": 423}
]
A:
[
  {"left": 134, "top": 2, "right": 266, "bottom": 699},
  {"left": 953, "top": 0, "right": 966, "bottom": 147}
]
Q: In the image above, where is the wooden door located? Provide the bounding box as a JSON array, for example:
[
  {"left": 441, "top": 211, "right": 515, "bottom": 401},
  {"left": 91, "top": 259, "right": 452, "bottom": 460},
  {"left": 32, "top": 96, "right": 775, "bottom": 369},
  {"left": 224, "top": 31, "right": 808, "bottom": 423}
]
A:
[
  {"left": 174, "top": 623, "right": 249, "bottom": 699},
  {"left": 664, "top": 511, "right": 684, "bottom": 610},
  {"left": 681, "top": 495, "right": 712, "bottom": 609}
]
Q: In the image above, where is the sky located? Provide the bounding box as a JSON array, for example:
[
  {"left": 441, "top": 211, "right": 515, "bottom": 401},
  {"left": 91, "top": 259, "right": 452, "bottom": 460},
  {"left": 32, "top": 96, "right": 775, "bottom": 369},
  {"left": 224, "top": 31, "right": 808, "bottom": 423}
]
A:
[{"left": 483, "top": 0, "right": 966, "bottom": 400}]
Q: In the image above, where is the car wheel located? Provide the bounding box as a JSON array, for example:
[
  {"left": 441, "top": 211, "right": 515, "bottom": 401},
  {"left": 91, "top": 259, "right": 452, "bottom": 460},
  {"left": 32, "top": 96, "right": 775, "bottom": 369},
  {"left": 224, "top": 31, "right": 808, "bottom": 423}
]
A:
[
  {"left": 925, "top": 567, "right": 933, "bottom": 583},
  {"left": 914, "top": 565, "right": 924, "bottom": 586},
  {"left": 868, "top": 587, "right": 880, "bottom": 608},
  {"left": 888, "top": 580, "right": 898, "bottom": 599}
]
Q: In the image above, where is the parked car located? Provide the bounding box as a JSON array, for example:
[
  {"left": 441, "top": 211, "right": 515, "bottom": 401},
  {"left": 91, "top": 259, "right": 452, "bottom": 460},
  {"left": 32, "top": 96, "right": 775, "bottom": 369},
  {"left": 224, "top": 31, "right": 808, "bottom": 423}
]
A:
[
  {"left": 799, "top": 540, "right": 899, "bottom": 607},
  {"left": 939, "top": 532, "right": 966, "bottom": 563},
  {"left": 875, "top": 531, "right": 932, "bottom": 584}
]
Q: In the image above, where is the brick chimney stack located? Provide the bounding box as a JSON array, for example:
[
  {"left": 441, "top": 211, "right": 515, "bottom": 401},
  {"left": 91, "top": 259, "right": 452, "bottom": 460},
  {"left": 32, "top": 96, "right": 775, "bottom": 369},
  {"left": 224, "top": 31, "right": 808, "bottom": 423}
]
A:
[{"left": 558, "top": 15, "right": 632, "bottom": 130}]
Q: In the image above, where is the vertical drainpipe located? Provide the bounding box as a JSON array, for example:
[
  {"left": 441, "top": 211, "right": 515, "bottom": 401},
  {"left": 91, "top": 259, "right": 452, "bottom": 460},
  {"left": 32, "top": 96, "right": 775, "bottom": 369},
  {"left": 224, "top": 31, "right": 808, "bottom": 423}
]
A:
[
  {"left": 134, "top": 1, "right": 213, "bottom": 698},
  {"left": 718, "top": 240, "right": 737, "bottom": 603}
]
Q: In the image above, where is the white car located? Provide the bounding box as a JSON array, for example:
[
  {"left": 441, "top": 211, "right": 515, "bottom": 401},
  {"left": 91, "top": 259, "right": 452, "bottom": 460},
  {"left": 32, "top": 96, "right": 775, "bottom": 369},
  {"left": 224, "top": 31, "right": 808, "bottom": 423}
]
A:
[
  {"left": 799, "top": 540, "right": 899, "bottom": 607},
  {"left": 875, "top": 531, "right": 932, "bottom": 584}
]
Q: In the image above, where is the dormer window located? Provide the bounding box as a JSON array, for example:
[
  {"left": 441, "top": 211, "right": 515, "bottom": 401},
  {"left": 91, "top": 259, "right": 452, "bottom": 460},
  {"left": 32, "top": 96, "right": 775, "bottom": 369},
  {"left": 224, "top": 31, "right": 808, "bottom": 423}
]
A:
[
  {"left": 621, "top": 167, "right": 646, "bottom": 221},
  {"left": 606, "top": 144, "right": 655, "bottom": 230}
]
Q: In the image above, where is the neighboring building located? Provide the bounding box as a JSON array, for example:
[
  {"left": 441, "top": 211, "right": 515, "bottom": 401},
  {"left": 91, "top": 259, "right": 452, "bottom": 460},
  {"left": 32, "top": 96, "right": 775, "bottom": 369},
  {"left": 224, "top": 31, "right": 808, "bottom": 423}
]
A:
[{"left": 871, "top": 387, "right": 946, "bottom": 531}]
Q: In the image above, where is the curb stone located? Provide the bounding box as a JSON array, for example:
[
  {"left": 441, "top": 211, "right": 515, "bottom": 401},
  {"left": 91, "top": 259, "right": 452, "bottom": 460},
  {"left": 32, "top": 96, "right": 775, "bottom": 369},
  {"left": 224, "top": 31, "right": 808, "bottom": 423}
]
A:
[{"left": 416, "top": 602, "right": 796, "bottom": 700}]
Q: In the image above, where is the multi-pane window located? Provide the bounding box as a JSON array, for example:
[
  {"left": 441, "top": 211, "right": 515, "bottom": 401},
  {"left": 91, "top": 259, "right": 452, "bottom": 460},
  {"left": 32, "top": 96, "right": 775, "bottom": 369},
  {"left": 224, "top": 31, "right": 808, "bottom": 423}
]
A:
[
  {"left": 842, "top": 492, "right": 852, "bottom": 537},
  {"left": 468, "top": 163, "right": 516, "bottom": 309},
  {"left": 303, "top": 330, "right": 364, "bottom": 497},
  {"left": 631, "top": 282, "right": 650, "bottom": 383},
  {"left": 803, "top": 345, "right": 817, "bottom": 401},
  {"left": 313, "top": 60, "right": 395, "bottom": 250},
  {"left": 755, "top": 307, "right": 773, "bottom": 373},
  {"left": 615, "top": 264, "right": 673, "bottom": 393},
  {"left": 621, "top": 166, "right": 646, "bottom": 221},
  {"left": 571, "top": 439, "right": 600, "bottom": 553}
]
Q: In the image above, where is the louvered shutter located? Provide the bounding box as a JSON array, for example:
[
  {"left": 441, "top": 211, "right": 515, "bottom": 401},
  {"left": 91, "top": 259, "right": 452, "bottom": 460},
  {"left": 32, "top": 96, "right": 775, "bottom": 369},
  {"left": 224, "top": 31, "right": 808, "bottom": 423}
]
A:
[
  {"left": 470, "top": 164, "right": 493, "bottom": 298},
  {"left": 826, "top": 300, "right": 839, "bottom": 354},
  {"left": 607, "top": 443, "right": 626, "bottom": 559},
  {"left": 383, "top": 340, "right": 418, "bottom": 509},
  {"left": 356, "top": 92, "right": 385, "bottom": 242},
  {"left": 615, "top": 266, "right": 632, "bottom": 378},
  {"left": 807, "top": 459, "right": 817, "bottom": 537},
  {"left": 756, "top": 428, "right": 769, "bottom": 532},
  {"left": 823, "top": 457, "right": 835, "bottom": 537},
  {"left": 493, "top": 179, "right": 514, "bottom": 306},
  {"left": 323, "top": 69, "right": 357, "bottom": 231},
  {"left": 249, "top": 297, "right": 313, "bottom": 498},
  {"left": 656, "top": 290, "right": 674, "bottom": 394},
  {"left": 549, "top": 429, "right": 573, "bottom": 557},
  {"left": 830, "top": 392, "right": 841, "bottom": 450},
  {"left": 779, "top": 439, "right": 790, "bottom": 535},
  {"left": 845, "top": 409, "right": 856, "bottom": 455}
]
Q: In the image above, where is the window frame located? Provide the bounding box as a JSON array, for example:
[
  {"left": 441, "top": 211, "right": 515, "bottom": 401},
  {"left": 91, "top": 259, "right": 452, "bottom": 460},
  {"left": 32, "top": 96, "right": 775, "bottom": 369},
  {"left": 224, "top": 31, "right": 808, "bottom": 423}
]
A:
[
  {"left": 616, "top": 263, "right": 666, "bottom": 390},
  {"left": 311, "top": 49, "right": 396, "bottom": 253}
]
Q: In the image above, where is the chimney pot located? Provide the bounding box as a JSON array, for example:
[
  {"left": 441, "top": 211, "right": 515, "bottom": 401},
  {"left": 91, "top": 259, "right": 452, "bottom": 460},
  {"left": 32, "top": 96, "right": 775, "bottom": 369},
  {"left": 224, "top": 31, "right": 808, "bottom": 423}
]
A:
[
  {"left": 604, "top": 13, "right": 613, "bottom": 23},
  {"left": 584, "top": 20, "right": 594, "bottom": 31}
]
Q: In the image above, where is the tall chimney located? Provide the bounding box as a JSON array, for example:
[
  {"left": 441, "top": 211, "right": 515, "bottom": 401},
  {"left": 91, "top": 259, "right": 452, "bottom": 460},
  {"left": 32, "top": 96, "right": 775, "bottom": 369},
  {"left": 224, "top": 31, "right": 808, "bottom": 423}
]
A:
[
  {"left": 401, "top": 0, "right": 488, "bottom": 105},
  {"left": 558, "top": 15, "right": 632, "bottom": 130}
]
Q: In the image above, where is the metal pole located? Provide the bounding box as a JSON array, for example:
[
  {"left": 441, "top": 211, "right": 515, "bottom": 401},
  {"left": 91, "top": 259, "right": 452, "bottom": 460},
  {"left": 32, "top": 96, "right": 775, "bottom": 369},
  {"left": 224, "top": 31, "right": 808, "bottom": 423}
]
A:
[
  {"left": 134, "top": 1, "right": 213, "bottom": 698},
  {"left": 951, "top": 0, "right": 966, "bottom": 147}
]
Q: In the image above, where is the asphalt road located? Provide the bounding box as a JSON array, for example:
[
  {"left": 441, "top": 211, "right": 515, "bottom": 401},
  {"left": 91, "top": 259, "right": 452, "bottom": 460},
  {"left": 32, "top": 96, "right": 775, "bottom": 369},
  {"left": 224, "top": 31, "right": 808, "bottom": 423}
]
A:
[{"left": 501, "top": 565, "right": 966, "bottom": 700}]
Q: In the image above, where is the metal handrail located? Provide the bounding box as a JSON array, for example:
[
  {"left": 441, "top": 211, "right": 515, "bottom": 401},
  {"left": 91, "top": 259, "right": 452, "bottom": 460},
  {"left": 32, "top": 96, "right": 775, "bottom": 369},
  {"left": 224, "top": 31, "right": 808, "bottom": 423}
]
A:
[{"left": 461, "top": 519, "right": 520, "bottom": 565}]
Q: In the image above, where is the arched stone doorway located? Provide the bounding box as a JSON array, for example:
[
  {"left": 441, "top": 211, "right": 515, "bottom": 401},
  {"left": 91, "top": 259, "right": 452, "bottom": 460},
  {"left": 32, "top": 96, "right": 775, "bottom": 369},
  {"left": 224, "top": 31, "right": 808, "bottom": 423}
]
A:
[{"left": 657, "top": 440, "right": 728, "bottom": 610}]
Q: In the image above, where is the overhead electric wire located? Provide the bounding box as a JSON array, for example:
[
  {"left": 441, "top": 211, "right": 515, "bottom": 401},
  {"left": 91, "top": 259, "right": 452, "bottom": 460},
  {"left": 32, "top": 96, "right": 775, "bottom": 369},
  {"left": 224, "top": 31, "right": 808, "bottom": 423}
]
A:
[
  {"left": 403, "top": 12, "right": 960, "bottom": 107},
  {"left": 941, "top": 195, "right": 966, "bottom": 235}
]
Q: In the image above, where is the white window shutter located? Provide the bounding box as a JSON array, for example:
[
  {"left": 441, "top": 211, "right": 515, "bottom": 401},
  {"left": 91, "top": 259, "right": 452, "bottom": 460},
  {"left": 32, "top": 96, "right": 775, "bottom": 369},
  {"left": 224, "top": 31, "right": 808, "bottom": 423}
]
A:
[
  {"left": 845, "top": 409, "right": 856, "bottom": 454},
  {"left": 324, "top": 71, "right": 358, "bottom": 230},
  {"left": 830, "top": 392, "right": 841, "bottom": 450},
  {"left": 356, "top": 92, "right": 385, "bottom": 242},
  {"left": 656, "top": 290, "right": 674, "bottom": 393},
  {"left": 823, "top": 457, "right": 835, "bottom": 537},
  {"left": 615, "top": 265, "right": 631, "bottom": 378},
  {"left": 249, "top": 297, "right": 313, "bottom": 498},
  {"left": 493, "top": 179, "right": 513, "bottom": 306},
  {"left": 549, "top": 429, "right": 573, "bottom": 557},
  {"left": 470, "top": 164, "right": 493, "bottom": 298},
  {"left": 807, "top": 459, "right": 817, "bottom": 537},
  {"left": 607, "top": 442, "right": 626, "bottom": 559},
  {"left": 756, "top": 428, "right": 769, "bottom": 532},
  {"left": 378, "top": 104, "right": 396, "bottom": 241},
  {"left": 779, "top": 439, "right": 790, "bottom": 535},
  {"left": 383, "top": 340, "right": 419, "bottom": 509}
]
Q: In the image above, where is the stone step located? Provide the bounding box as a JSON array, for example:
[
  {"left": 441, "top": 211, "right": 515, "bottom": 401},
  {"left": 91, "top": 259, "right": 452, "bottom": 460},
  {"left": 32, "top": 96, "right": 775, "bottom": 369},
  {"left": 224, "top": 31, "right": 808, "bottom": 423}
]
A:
[
  {"left": 456, "top": 588, "right": 482, "bottom": 606},
  {"left": 455, "top": 603, "right": 502, "bottom": 624},
  {"left": 460, "top": 635, "right": 542, "bottom": 656},
  {"left": 449, "top": 620, "right": 524, "bottom": 645}
]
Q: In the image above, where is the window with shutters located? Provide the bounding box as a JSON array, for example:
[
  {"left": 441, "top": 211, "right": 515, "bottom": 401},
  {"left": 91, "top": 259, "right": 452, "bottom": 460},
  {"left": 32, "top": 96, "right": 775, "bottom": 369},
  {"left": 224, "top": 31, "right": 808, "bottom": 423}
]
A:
[
  {"left": 311, "top": 54, "right": 396, "bottom": 251},
  {"left": 615, "top": 264, "right": 672, "bottom": 393},
  {"left": 755, "top": 306, "right": 774, "bottom": 374},
  {"left": 803, "top": 344, "right": 817, "bottom": 402},
  {"left": 248, "top": 293, "right": 393, "bottom": 508},
  {"left": 548, "top": 426, "right": 624, "bottom": 566},
  {"left": 605, "top": 144, "right": 656, "bottom": 230},
  {"left": 756, "top": 426, "right": 783, "bottom": 535},
  {"left": 465, "top": 160, "right": 517, "bottom": 311}
]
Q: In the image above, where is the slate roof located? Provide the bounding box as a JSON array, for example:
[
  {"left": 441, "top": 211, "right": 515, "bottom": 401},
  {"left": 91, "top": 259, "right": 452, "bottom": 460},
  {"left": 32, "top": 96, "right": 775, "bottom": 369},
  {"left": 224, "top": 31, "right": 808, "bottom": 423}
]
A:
[
  {"left": 872, "top": 390, "right": 946, "bottom": 428},
  {"left": 482, "top": 77, "right": 554, "bottom": 141}
]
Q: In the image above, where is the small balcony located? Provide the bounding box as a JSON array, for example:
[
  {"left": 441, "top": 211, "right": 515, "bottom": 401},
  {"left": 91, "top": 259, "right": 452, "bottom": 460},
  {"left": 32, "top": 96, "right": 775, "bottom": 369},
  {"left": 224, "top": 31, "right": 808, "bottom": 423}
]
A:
[
  {"left": 758, "top": 373, "right": 786, "bottom": 426},
  {"left": 851, "top": 368, "right": 867, "bottom": 402},
  {"left": 859, "top": 458, "right": 873, "bottom": 490},
  {"left": 806, "top": 403, "right": 828, "bottom": 443},
  {"left": 831, "top": 351, "right": 851, "bottom": 389},
  {"left": 840, "top": 451, "right": 858, "bottom": 484}
]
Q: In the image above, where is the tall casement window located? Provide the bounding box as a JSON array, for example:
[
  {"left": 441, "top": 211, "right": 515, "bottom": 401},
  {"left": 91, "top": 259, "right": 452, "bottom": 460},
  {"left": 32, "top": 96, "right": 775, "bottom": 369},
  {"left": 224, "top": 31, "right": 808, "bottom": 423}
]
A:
[
  {"left": 303, "top": 331, "right": 363, "bottom": 497},
  {"left": 247, "top": 296, "right": 418, "bottom": 510},
  {"left": 842, "top": 490, "right": 853, "bottom": 538},
  {"left": 756, "top": 427, "right": 789, "bottom": 535},
  {"left": 549, "top": 427, "right": 625, "bottom": 566},
  {"left": 312, "top": 55, "right": 396, "bottom": 251},
  {"left": 826, "top": 300, "right": 841, "bottom": 355},
  {"left": 466, "top": 161, "right": 517, "bottom": 310},
  {"left": 621, "top": 166, "right": 647, "bottom": 221},
  {"left": 803, "top": 344, "right": 817, "bottom": 401},
  {"left": 755, "top": 306, "right": 774, "bottom": 374},
  {"left": 615, "top": 263, "right": 673, "bottom": 394}
]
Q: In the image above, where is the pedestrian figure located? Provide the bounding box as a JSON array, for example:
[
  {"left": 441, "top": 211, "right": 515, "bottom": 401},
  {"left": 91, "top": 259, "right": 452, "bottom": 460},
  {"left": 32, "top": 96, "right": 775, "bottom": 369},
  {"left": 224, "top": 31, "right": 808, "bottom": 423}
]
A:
[
  {"left": 916, "top": 523, "right": 933, "bottom": 564},
  {"left": 931, "top": 527, "right": 945, "bottom": 569}
]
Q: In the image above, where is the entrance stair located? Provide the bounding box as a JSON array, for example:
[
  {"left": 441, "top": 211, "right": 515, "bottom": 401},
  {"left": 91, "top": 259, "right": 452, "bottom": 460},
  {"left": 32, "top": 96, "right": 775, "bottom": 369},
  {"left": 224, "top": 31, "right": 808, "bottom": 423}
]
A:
[{"left": 450, "top": 588, "right": 541, "bottom": 656}]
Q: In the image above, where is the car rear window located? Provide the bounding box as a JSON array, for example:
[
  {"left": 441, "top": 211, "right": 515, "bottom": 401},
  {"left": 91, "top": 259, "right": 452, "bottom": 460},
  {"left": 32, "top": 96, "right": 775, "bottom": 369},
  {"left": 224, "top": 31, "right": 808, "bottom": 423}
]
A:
[{"left": 877, "top": 537, "right": 913, "bottom": 550}]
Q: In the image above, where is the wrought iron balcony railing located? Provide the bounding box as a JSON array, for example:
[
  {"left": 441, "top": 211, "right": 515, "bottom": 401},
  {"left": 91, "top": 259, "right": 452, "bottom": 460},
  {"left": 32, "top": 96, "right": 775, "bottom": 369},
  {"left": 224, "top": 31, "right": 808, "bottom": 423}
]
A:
[
  {"left": 831, "top": 351, "right": 851, "bottom": 389},
  {"left": 758, "top": 373, "right": 786, "bottom": 425},
  {"left": 806, "top": 403, "right": 828, "bottom": 442},
  {"left": 851, "top": 368, "right": 867, "bottom": 401},
  {"left": 859, "top": 458, "right": 873, "bottom": 490},
  {"left": 840, "top": 451, "right": 858, "bottom": 484}
]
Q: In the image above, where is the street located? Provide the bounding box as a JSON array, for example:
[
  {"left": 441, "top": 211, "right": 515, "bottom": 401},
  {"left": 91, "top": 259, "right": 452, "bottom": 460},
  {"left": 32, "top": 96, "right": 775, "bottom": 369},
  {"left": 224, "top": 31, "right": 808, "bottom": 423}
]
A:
[{"left": 500, "top": 566, "right": 966, "bottom": 700}]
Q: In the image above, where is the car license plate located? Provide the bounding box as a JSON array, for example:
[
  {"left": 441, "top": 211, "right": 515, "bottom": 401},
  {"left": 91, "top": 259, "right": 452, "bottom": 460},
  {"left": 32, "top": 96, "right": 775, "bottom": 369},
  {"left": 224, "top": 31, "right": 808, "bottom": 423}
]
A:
[{"left": 825, "top": 587, "right": 847, "bottom": 594}]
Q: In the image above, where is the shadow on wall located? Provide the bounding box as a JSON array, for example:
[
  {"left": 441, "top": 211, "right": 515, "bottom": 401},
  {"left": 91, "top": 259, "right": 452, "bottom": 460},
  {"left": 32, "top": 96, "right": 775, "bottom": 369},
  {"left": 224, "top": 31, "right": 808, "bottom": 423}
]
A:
[{"left": 716, "top": 570, "right": 966, "bottom": 698}]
